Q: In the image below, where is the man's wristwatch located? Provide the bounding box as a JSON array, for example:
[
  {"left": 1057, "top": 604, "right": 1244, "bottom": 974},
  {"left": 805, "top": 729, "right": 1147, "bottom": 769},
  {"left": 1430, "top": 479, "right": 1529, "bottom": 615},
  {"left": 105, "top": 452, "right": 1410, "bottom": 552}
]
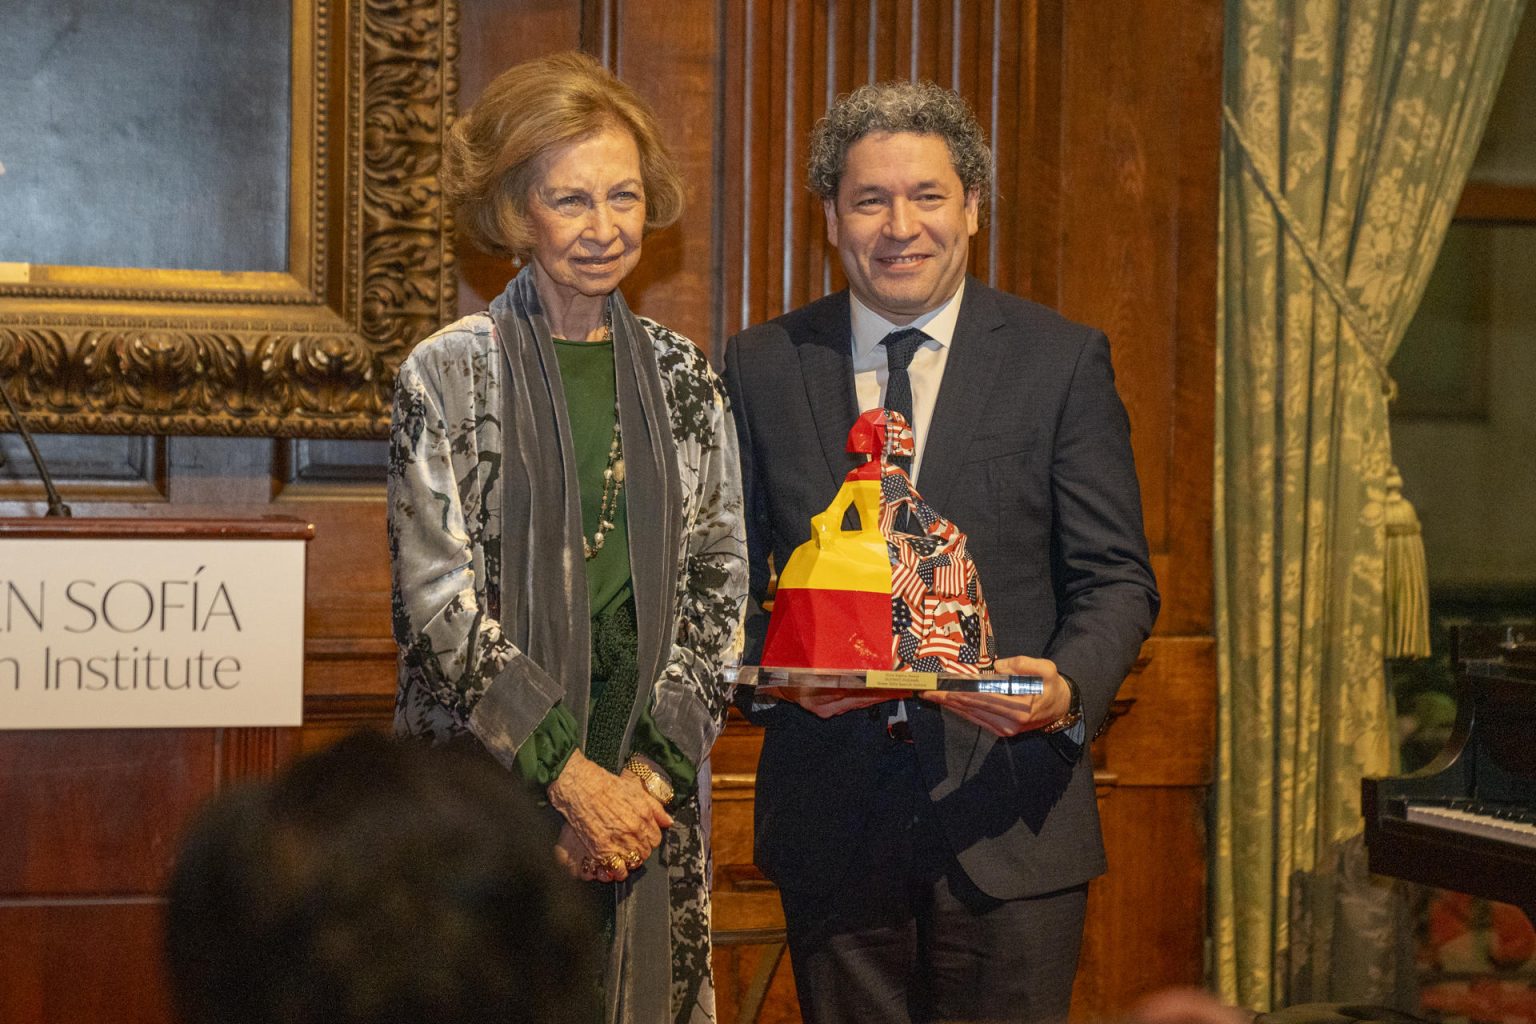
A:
[
  {"left": 623, "top": 755, "right": 675, "bottom": 807},
  {"left": 1040, "top": 676, "right": 1083, "bottom": 735}
]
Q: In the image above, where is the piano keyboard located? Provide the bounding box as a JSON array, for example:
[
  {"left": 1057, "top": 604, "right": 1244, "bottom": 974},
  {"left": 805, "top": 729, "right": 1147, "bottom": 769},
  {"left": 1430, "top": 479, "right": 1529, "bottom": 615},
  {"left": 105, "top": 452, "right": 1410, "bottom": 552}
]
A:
[{"left": 1406, "top": 800, "right": 1536, "bottom": 850}]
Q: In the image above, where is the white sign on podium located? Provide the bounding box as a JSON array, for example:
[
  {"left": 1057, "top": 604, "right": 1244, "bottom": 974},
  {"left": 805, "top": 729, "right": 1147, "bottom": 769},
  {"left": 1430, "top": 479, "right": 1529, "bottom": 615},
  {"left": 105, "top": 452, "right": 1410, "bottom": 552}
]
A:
[{"left": 1, "top": 534, "right": 306, "bottom": 729}]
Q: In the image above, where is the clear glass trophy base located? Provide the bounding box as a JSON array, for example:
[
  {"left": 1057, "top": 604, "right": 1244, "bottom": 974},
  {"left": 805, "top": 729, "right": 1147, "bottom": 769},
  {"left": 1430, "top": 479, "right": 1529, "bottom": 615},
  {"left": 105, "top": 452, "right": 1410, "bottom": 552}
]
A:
[{"left": 729, "top": 664, "right": 1044, "bottom": 695}]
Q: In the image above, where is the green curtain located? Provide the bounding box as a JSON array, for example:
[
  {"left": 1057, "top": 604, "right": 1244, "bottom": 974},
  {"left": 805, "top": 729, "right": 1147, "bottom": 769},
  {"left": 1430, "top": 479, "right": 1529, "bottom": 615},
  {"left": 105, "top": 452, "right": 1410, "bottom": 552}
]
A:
[{"left": 1215, "top": 0, "right": 1525, "bottom": 1009}]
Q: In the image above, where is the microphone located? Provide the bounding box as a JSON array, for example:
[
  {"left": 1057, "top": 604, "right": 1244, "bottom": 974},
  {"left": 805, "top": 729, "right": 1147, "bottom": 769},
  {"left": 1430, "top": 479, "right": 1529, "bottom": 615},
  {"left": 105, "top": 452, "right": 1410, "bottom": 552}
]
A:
[{"left": 0, "top": 376, "right": 72, "bottom": 517}]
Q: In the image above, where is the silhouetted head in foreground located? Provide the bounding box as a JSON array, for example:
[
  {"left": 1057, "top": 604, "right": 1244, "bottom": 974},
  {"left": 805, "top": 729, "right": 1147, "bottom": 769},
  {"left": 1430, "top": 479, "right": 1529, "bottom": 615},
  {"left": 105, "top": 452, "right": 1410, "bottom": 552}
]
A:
[{"left": 165, "top": 731, "right": 598, "bottom": 1024}]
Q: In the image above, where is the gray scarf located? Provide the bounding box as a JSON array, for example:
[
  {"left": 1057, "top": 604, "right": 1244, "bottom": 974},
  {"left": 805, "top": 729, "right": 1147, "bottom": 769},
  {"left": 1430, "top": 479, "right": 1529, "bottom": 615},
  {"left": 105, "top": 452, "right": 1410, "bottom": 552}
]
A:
[{"left": 490, "top": 266, "right": 683, "bottom": 1024}]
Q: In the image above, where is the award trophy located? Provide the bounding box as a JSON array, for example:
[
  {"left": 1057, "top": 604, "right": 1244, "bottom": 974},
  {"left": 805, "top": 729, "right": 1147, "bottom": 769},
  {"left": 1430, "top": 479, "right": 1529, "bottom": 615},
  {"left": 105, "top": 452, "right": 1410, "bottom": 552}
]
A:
[{"left": 735, "top": 409, "right": 1043, "bottom": 699}]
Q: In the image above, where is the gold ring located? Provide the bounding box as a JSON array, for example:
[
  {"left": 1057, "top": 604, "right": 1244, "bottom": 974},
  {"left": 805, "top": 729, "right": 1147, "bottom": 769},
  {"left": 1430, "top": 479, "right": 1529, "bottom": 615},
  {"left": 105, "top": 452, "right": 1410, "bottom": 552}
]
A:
[
  {"left": 600, "top": 852, "right": 627, "bottom": 873},
  {"left": 623, "top": 850, "right": 644, "bottom": 869},
  {"left": 581, "top": 855, "right": 599, "bottom": 874}
]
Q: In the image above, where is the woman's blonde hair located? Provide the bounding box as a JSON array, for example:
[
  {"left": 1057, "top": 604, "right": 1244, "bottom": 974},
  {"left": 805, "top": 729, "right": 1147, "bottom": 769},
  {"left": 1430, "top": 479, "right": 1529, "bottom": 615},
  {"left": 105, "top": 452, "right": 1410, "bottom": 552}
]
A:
[{"left": 442, "top": 51, "right": 685, "bottom": 260}]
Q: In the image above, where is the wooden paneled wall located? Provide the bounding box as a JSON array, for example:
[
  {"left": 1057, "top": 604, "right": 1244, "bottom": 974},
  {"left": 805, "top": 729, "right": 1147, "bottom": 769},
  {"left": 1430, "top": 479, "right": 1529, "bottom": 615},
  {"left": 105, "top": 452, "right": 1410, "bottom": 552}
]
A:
[{"left": 0, "top": 2, "right": 1218, "bottom": 1020}]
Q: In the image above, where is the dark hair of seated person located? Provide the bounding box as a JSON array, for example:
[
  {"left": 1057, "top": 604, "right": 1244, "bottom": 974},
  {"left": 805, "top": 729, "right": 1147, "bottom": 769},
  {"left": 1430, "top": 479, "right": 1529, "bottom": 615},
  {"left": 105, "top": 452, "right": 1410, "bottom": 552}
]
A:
[{"left": 164, "top": 730, "right": 599, "bottom": 1024}]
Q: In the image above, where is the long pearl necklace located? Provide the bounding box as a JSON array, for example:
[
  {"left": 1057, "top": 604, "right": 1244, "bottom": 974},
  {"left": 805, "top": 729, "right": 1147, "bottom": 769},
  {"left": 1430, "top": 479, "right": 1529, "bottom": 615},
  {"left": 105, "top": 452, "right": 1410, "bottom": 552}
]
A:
[{"left": 583, "top": 306, "right": 623, "bottom": 561}]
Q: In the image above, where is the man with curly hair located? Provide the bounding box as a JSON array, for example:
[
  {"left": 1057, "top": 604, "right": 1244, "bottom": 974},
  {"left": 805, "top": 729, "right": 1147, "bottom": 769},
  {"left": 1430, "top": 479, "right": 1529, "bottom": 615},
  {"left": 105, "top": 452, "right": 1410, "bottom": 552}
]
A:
[{"left": 722, "top": 81, "right": 1160, "bottom": 1023}]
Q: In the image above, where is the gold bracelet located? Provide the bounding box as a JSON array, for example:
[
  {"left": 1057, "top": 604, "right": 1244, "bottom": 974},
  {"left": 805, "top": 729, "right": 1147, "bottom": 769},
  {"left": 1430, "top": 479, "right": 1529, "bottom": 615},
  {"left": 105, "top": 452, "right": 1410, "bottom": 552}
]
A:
[{"left": 623, "top": 755, "right": 675, "bottom": 807}]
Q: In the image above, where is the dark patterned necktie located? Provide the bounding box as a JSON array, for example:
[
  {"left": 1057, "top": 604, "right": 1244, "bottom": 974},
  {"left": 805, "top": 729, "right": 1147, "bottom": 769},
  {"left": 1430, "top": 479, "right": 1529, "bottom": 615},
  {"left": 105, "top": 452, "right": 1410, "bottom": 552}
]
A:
[
  {"left": 879, "top": 326, "right": 928, "bottom": 721},
  {"left": 880, "top": 327, "right": 927, "bottom": 475}
]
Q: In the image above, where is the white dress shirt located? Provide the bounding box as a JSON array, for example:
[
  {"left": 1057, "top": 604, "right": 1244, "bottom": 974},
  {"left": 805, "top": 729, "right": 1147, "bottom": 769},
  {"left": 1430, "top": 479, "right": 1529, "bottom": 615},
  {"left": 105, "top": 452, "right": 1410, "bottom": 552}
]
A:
[{"left": 849, "top": 280, "right": 965, "bottom": 485}]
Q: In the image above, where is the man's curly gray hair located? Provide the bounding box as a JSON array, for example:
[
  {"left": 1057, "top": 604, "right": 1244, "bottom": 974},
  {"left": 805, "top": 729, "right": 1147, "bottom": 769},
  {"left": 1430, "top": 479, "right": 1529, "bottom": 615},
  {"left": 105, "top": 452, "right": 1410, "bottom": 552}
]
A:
[{"left": 808, "top": 80, "right": 993, "bottom": 212}]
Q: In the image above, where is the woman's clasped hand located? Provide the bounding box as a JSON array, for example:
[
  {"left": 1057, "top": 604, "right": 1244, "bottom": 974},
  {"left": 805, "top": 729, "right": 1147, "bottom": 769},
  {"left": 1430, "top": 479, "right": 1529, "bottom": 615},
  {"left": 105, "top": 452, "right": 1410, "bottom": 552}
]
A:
[{"left": 549, "top": 749, "right": 673, "bottom": 883}]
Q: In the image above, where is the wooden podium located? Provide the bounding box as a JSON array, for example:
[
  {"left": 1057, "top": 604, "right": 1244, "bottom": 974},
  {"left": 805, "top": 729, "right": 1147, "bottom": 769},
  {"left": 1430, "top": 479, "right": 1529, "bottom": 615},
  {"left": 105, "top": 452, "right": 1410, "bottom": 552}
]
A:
[{"left": 0, "top": 518, "right": 311, "bottom": 1024}]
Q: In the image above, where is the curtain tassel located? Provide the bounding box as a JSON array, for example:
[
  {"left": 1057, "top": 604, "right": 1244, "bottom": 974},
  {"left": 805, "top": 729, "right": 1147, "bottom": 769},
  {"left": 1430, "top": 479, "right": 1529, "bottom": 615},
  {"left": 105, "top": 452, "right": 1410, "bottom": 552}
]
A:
[{"left": 1384, "top": 465, "right": 1431, "bottom": 660}]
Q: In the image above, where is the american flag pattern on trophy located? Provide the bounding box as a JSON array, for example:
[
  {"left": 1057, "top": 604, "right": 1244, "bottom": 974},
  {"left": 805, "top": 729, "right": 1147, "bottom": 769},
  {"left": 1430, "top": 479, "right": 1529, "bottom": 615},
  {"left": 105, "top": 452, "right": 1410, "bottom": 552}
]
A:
[{"left": 874, "top": 411, "right": 996, "bottom": 674}]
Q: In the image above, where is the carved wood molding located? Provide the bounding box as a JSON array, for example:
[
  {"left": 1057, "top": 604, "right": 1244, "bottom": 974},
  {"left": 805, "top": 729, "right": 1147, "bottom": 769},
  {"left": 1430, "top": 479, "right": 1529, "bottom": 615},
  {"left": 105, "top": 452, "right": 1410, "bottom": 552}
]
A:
[
  {"left": 0, "top": 0, "right": 459, "bottom": 439},
  {"left": 302, "top": 693, "right": 397, "bottom": 722}
]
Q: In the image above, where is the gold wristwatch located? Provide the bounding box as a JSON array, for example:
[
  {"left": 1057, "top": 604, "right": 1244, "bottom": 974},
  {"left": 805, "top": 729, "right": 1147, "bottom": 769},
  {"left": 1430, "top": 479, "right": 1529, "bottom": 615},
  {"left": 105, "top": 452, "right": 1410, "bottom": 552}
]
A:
[{"left": 623, "top": 755, "right": 675, "bottom": 807}]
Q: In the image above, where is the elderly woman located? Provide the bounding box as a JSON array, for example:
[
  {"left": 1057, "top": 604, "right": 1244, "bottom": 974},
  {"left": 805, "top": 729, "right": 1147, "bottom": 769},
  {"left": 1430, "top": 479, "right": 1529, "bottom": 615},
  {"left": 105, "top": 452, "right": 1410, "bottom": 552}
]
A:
[{"left": 388, "top": 51, "right": 746, "bottom": 1024}]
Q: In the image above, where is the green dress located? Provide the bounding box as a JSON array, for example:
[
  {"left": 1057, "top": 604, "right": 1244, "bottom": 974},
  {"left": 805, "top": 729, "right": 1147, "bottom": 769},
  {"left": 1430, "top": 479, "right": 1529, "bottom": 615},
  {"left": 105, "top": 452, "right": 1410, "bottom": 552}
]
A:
[{"left": 512, "top": 337, "right": 696, "bottom": 795}]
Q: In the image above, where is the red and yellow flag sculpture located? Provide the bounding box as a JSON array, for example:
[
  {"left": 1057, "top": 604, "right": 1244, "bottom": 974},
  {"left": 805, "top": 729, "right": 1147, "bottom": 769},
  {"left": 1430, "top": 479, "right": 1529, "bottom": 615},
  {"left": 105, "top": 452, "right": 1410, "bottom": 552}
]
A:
[{"left": 761, "top": 409, "right": 996, "bottom": 673}]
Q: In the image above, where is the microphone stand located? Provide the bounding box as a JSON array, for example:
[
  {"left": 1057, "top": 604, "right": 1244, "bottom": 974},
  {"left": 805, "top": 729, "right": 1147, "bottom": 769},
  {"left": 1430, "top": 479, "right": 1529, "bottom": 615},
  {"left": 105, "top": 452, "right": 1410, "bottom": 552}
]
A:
[{"left": 0, "top": 375, "right": 72, "bottom": 517}]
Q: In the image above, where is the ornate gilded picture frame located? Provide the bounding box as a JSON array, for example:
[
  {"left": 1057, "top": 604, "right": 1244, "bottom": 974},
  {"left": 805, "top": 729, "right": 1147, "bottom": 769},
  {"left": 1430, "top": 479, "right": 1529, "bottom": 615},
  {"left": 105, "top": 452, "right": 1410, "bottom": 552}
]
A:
[{"left": 0, "top": 0, "right": 458, "bottom": 438}]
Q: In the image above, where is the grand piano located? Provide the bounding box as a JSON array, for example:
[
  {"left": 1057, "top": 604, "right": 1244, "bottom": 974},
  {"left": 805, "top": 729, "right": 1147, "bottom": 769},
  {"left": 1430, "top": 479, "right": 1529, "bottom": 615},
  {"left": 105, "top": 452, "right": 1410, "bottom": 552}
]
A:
[{"left": 1363, "top": 626, "right": 1536, "bottom": 921}]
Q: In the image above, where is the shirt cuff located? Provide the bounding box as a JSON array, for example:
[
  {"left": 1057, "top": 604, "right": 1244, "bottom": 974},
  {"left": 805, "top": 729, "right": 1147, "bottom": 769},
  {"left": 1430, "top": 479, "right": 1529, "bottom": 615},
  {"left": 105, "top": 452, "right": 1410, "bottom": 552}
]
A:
[{"left": 511, "top": 703, "right": 580, "bottom": 793}]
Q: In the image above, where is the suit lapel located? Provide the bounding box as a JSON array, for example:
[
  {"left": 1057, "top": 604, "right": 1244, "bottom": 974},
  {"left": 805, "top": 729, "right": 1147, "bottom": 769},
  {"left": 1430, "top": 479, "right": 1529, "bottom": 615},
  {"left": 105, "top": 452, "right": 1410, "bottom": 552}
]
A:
[
  {"left": 918, "top": 279, "right": 1008, "bottom": 512},
  {"left": 796, "top": 292, "right": 860, "bottom": 488}
]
